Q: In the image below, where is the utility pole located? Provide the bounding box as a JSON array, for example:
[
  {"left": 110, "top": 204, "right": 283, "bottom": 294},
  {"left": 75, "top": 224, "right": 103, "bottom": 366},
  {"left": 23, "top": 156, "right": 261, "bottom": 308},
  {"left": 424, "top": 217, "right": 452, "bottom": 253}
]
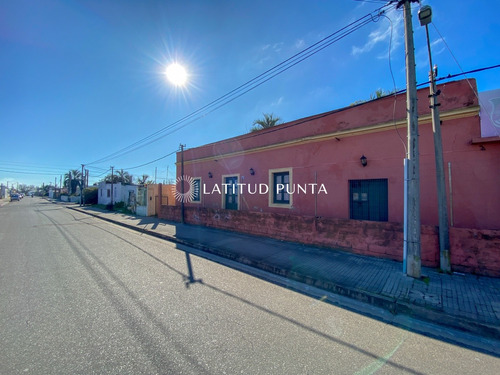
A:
[
  {"left": 419, "top": 5, "right": 451, "bottom": 273},
  {"left": 110, "top": 166, "right": 114, "bottom": 210},
  {"left": 69, "top": 171, "right": 72, "bottom": 195},
  {"left": 155, "top": 167, "right": 157, "bottom": 184},
  {"left": 399, "top": 0, "right": 421, "bottom": 278},
  {"left": 180, "top": 144, "right": 185, "bottom": 224},
  {"left": 80, "top": 164, "right": 85, "bottom": 206}
]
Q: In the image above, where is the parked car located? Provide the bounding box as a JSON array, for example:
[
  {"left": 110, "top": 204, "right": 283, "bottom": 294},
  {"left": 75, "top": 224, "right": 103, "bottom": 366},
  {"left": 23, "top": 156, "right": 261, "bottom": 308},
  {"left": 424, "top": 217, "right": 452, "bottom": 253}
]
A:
[{"left": 10, "top": 194, "right": 20, "bottom": 201}]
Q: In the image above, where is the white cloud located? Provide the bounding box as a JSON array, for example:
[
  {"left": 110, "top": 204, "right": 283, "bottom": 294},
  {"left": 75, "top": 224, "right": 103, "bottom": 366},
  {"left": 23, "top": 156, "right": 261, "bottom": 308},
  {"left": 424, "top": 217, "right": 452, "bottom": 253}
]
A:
[
  {"left": 271, "top": 96, "right": 284, "bottom": 106},
  {"left": 430, "top": 38, "right": 446, "bottom": 56},
  {"left": 256, "top": 42, "right": 285, "bottom": 65},
  {"left": 351, "top": 9, "right": 403, "bottom": 58},
  {"left": 295, "top": 39, "right": 306, "bottom": 50}
]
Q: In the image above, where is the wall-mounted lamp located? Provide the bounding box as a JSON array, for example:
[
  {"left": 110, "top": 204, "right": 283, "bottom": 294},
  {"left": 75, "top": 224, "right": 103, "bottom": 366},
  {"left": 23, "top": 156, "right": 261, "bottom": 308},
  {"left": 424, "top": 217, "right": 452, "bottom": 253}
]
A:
[
  {"left": 208, "top": 172, "right": 213, "bottom": 178},
  {"left": 249, "top": 168, "right": 255, "bottom": 175},
  {"left": 360, "top": 155, "right": 368, "bottom": 167}
]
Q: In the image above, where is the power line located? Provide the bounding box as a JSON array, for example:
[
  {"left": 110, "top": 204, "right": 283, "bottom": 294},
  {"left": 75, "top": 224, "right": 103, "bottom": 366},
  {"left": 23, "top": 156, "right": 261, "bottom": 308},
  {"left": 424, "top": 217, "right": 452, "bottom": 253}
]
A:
[
  {"left": 204, "top": 64, "right": 500, "bottom": 147},
  {"left": 85, "top": 2, "right": 393, "bottom": 167},
  {"left": 0, "top": 169, "right": 63, "bottom": 176},
  {"left": 98, "top": 62, "right": 500, "bottom": 172},
  {"left": 123, "top": 150, "right": 178, "bottom": 170}
]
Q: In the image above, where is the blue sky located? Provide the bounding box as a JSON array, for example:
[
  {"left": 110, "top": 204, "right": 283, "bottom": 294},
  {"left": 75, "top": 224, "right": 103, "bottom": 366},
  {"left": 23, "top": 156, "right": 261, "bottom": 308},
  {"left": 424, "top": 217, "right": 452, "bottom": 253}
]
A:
[{"left": 1, "top": 0, "right": 499, "bottom": 188}]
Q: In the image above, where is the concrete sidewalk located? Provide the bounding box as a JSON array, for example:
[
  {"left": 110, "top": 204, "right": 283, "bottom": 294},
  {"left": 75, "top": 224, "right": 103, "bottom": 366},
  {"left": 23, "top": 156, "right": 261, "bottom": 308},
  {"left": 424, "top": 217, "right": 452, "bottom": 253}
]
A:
[{"left": 67, "top": 204, "right": 500, "bottom": 342}]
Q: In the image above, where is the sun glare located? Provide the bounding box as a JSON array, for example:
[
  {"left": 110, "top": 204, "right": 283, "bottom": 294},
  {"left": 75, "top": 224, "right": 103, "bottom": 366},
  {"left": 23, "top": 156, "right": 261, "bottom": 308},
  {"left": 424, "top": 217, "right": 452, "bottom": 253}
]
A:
[{"left": 166, "top": 63, "right": 188, "bottom": 86}]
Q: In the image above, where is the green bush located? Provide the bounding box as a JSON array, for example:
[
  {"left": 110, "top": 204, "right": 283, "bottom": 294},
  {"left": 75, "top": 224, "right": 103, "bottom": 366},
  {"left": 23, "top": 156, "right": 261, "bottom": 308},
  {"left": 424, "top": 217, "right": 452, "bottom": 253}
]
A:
[
  {"left": 83, "top": 187, "right": 98, "bottom": 205},
  {"left": 105, "top": 201, "right": 129, "bottom": 213},
  {"left": 114, "top": 201, "right": 125, "bottom": 209}
]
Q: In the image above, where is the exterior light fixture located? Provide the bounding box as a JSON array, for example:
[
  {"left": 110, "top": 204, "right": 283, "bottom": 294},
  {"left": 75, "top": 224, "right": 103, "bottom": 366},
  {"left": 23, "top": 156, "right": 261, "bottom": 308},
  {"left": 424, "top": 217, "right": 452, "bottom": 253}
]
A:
[
  {"left": 208, "top": 172, "right": 213, "bottom": 178},
  {"left": 360, "top": 155, "right": 367, "bottom": 167},
  {"left": 249, "top": 168, "right": 255, "bottom": 175},
  {"left": 418, "top": 5, "right": 432, "bottom": 26}
]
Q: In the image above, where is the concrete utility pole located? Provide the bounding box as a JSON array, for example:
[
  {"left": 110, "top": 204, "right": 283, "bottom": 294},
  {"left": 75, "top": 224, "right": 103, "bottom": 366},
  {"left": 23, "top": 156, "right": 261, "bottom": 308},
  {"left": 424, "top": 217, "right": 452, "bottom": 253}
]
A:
[
  {"left": 419, "top": 5, "right": 451, "bottom": 273},
  {"left": 110, "top": 166, "right": 114, "bottom": 210},
  {"left": 399, "top": 0, "right": 421, "bottom": 278},
  {"left": 180, "top": 144, "right": 185, "bottom": 224}
]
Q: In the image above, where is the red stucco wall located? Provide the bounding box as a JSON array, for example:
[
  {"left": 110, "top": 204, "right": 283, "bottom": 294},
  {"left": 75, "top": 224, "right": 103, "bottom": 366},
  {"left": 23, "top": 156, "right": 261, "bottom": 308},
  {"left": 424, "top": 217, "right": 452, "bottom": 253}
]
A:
[
  {"left": 176, "top": 79, "right": 499, "bottom": 230},
  {"left": 166, "top": 79, "right": 500, "bottom": 276}
]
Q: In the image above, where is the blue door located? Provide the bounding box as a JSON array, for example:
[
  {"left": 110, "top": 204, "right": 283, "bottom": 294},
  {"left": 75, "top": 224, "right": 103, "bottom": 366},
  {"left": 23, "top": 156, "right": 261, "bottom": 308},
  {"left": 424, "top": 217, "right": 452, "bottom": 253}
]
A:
[
  {"left": 349, "top": 179, "right": 388, "bottom": 221},
  {"left": 224, "top": 176, "right": 238, "bottom": 210}
]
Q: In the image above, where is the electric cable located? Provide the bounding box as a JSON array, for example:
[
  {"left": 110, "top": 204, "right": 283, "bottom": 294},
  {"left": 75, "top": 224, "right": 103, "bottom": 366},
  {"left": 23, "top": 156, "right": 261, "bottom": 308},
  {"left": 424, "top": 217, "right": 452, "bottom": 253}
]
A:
[
  {"left": 206, "top": 64, "right": 500, "bottom": 148},
  {"left": 85, "top": 2, "right": 393, "bottom": 167},
  {"left": 431, "top": 22, "right": 500, "bottom": 137},
  {"left": 123, "top": 150, "right": 178, "bottom": 170},
  {"left": 0, "top": 169, "right": 63, "bottom": 176},
  {"left": 379, "top": 12, "right": 407, "bottom": 156}
]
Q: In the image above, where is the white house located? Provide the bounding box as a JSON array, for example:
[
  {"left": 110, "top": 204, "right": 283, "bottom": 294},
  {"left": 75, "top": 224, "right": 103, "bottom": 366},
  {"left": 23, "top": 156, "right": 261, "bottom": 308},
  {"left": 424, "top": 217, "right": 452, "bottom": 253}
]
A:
[{"left": 97, "top": 182, "right": 138, "bottom": 211}]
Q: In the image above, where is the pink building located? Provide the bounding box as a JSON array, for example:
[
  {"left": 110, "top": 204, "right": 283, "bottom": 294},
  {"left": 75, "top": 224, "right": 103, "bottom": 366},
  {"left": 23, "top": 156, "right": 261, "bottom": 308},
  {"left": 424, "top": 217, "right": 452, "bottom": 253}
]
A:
[{"left": 161, "top": 79, "right": 500, "bottom": 276}]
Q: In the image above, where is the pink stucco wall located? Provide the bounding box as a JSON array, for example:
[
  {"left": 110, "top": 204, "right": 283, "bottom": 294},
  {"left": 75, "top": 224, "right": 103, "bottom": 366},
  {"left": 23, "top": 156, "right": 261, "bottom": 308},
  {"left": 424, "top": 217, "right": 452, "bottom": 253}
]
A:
[{"left": 178, "top": 79, "right": 499, "bottom": 230}]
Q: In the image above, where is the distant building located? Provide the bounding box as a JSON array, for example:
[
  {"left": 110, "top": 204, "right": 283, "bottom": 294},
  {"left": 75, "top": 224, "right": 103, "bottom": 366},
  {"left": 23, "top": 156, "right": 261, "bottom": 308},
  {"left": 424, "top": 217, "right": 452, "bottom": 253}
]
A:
[
  {"left": 97, "top": 182, "right": 175, "bottom": 216},
  {"left": 97, "top": 182, "right": 137, "bottom": 209}
]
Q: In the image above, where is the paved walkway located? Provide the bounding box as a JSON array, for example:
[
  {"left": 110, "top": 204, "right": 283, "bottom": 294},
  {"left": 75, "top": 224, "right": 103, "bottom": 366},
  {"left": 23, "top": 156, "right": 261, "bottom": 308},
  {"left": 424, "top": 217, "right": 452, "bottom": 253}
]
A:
[{"left": 66, "top": 204, "right": 500, "bottom": 343}]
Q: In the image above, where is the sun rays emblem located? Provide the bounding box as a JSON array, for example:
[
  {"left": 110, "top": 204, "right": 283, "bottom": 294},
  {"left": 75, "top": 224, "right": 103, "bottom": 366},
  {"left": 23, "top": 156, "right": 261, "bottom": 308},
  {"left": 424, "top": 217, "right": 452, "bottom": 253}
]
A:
[{"left": 172, "top": 175, "right": 197, "bottom": 203}]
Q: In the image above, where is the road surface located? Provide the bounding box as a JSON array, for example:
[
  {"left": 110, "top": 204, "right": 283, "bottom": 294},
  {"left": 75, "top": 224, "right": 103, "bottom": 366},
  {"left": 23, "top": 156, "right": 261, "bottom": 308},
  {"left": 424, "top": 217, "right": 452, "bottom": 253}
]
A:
[{"left": 1, "top": 198, "right": 498, "bottom": 374}]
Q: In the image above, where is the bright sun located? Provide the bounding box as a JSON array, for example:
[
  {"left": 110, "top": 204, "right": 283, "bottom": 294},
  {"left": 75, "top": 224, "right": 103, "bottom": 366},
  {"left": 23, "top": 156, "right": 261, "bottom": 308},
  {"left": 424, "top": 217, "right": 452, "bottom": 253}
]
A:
[{"left": 166, "top": 63, "right": 188, "bottom": 86}]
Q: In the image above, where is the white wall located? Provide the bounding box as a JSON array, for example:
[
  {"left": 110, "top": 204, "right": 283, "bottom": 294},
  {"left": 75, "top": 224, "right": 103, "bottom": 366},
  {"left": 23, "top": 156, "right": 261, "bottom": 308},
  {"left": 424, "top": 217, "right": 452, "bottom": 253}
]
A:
[{"left": 97, "top": 182, "right": 138, "bottom": 210}]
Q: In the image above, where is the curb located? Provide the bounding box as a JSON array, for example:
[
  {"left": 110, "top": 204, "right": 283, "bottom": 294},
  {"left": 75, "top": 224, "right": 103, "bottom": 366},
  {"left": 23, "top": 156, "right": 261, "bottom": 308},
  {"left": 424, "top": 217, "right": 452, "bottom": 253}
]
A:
[{"left": 67, "top": 206, "right": 500, "bottom": 341}]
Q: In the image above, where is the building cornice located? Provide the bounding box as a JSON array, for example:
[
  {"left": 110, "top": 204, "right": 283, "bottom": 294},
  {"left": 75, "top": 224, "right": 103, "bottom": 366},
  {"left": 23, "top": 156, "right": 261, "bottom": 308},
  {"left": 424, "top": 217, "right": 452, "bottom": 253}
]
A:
[{"left": 181, "top": 105, "right": 480, "bottom": 165}]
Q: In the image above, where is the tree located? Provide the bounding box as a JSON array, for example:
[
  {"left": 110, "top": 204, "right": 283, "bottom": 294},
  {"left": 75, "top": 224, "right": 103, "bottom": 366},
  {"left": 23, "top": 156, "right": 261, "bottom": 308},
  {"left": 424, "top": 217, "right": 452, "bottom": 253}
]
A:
[
  {"left": 64, "top": 169, "right": 82, "bottom": 195},
  {"left": 103, "top": 169, "right": 133, "bottom": 184},
  {"left": 137, "top": 174, "right": 149, "bottom": 185},
  {"left": 116, "top": 169, "right": 132, "bottom": 184},
  {"left": 250, "top": 113, "right": 283, "bottom": 133}
]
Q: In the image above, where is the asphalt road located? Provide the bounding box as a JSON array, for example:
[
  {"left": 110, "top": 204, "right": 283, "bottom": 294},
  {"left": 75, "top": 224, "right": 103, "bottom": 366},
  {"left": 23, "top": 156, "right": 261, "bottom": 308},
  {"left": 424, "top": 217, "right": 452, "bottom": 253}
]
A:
[{"left": 1, "top": 198, "right": 499, "bottom": 374}]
